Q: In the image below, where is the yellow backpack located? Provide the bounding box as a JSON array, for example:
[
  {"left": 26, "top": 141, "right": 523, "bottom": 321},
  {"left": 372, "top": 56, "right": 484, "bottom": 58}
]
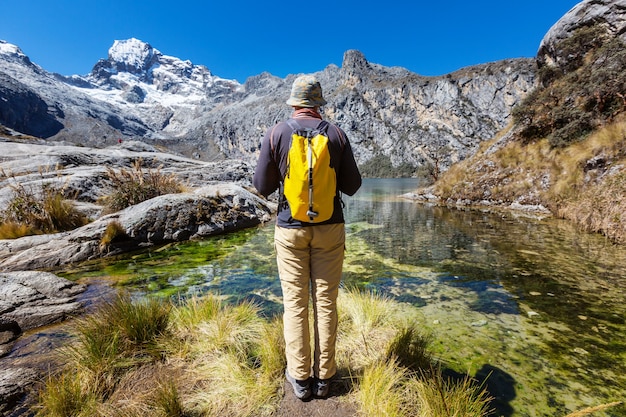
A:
[{"left": 281, "top": 119, "right": 337, "bottom": 223}]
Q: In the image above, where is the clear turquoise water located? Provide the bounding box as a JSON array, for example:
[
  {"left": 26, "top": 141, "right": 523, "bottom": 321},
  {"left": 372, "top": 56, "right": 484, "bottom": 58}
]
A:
[{"left": 62, "top": 179, "right": 626, "bottom": 416}]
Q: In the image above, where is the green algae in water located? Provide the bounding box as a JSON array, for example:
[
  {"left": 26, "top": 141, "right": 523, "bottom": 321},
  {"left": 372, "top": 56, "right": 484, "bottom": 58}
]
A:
[{"left": 61, "top": 226, "right": 277, "bottom": 299}]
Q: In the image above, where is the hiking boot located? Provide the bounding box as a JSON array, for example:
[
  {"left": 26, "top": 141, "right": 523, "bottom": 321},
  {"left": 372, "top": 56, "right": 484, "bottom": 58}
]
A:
[
  {"left": 285, "top": 370, "right": 311, "bottom": 400},
  {"left": 314, "top": 378, "right": 331, "bottom": 398}
]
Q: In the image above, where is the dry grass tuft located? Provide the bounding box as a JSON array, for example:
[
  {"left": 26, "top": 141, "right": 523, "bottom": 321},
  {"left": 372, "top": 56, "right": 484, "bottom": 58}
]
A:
[
  {"left": 0, "top": 167, "right": 89, "bottom": 239},
  {"left": 100, "top": 220, "right": 129, "bottom": 252},
  {"left": 563, "top": 401, "right": 623, "bottom": 417},
  {"left": 337, "top": 288, "right": 405, "bottom": 372},
  {"left": 357, "top": 359, "right": 408, "bottom": 417},
  {"left": 406, "top": 372, "right": 493, "bottom": 417},
  {"left": 100, "top": 158, "right": 184, "bottom": 214}
]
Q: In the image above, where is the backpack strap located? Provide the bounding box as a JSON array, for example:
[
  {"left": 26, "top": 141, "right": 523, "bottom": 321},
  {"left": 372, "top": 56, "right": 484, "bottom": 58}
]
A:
[
  {"left": 286, "top": 118, "right": 301, "bottom": 134},
  {"left": 287, "top": 118, "right": 330, "bottom": 136}
]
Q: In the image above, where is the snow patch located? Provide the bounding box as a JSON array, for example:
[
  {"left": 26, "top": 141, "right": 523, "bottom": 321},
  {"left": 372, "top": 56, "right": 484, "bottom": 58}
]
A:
[{"left": 0, "top": 41, "right": 25, "bottom": 57}]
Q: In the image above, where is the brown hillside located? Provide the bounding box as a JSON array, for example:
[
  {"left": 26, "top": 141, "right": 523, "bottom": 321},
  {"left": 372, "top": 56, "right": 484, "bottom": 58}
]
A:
[{"left": 431, "top": 24, "right": 626, "bottom": 244}]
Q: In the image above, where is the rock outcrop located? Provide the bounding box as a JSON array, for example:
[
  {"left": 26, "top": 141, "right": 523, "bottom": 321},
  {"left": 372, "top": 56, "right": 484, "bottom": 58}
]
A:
[
  {"left": 0, "top": 184, "right": 273, "bottom": 272},
  {"left": 538, "top": 0, "right": 626, "bottom": 68},
  {"left": 0, "top": 367, "right": 39, "bottom": 415},
  {"left": 0, "top": 271, "right": 85, "bottom": 340}
]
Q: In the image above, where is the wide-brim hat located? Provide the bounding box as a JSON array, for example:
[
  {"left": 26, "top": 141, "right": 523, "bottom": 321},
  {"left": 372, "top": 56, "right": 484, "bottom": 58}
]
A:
[{"left": 286, "top": 75, "right": 327, "bottom": 108}]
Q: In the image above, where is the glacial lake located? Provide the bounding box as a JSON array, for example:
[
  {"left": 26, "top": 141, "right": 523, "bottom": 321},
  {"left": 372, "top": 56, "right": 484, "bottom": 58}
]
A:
[{"left": 63, "top": 178, "right": 626, "bottom": 417}]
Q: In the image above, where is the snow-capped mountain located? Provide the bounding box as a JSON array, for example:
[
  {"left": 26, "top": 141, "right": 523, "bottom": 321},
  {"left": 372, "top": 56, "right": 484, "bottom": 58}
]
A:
[
  {"left": 56, "top": 38, "right": 246, "bottom": 145},
  {"left": 0, "top": 39, "right": 163, "bottom": 141},
  {"left": 74, "top": 38, "right": 241, "bottom": 106},
  {"left": 0, "top": 37, "right": 537, "bottom": 171}
]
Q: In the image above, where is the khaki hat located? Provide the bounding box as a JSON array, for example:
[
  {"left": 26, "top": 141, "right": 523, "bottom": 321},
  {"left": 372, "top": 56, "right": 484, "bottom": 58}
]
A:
[{"left": 286, "top": 75, "right": 327, "bottom": 108}]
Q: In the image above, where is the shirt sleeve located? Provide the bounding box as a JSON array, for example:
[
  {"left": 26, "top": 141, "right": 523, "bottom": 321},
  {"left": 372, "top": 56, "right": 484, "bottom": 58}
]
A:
[
  {"left": 253, "top": 127, "right": 281, "bottom": 197},
  {"left": 336, "top": 129, "right": 362, "bottom": 196}
]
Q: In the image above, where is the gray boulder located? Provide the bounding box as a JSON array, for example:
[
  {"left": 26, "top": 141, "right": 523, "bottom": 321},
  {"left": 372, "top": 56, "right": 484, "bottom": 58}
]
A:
[
  {"left": 0, "top": 271, "right": 86, "bottom": 333},
  {"left": 0, "top": 270, "right": 86, "bottom": 362},
  {"left": 0, "top": 367, "right": 39, "bottom": 415},
  {"left": 538, "top": 0, "right": 626, "bottom": 68}
]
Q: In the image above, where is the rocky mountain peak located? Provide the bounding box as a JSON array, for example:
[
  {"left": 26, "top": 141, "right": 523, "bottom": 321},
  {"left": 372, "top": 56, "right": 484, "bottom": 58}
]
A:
[
  {"left": 0, "top": 40, "right": 32, "bottom": 67},
  {"left": 342, "top": 49, "right": 371, "bottom": 73},
  {"left": 340, "top": 49, "right": 374, "bottom": 87},
  {"left": 88, "top": 37, "right": 198, "bottom": 86},
  {"left": 107, "top": 38, "right": 160, "bottom": 75},
  {"left": 80, "top": 38, "right": 241, "bottom": 110},
  {"left": 0, "top": 41, "right": 24, "bottom": 59}
]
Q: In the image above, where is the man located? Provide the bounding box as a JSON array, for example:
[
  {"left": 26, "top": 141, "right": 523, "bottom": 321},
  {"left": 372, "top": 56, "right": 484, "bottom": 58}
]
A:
[{"left": 253, "top": 75, "right": 362, "bottom": 400}]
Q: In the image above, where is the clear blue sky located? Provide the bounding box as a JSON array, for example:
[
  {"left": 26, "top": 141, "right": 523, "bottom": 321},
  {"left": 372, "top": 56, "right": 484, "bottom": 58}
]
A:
[{"left": 2, "top": 0, "right": 581, "bottom": 83}]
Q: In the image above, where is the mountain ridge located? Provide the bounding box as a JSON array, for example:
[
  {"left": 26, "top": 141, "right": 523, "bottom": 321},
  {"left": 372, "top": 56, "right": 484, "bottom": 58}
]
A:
[{"left": 0, "top": 37, "right": 536, "bottom": 175}]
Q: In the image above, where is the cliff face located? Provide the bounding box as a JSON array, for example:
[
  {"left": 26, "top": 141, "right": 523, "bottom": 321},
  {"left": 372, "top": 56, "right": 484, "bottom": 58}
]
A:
[
  {"left": 0, "top": 38, "right": 537, "bottom": 176},
  {"left": 184, "top": 51, "right": 537, "bottom": 175},
  {"left": 330, "top": 52, "right": 536, "bottom": 173}
]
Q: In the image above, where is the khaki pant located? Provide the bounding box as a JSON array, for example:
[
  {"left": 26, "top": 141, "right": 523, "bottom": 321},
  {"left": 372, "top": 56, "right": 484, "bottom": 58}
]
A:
[{"left": 274, "top": 223, "right": 345, "bottom": 381}]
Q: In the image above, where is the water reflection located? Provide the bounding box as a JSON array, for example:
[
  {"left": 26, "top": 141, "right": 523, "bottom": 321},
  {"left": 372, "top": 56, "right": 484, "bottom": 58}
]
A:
[
  {"left": 343, "top": 179, "right": 626, "bottom": 416},
  {"left": 63, "top": 179, "right": 626, "bottom": 416}
]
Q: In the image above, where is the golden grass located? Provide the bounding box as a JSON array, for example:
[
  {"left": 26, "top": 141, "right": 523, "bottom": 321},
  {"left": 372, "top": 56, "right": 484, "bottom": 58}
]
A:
[
  {"left": 563, "top": 401, "right": 623, "bottom": 417},
  {"left": 337, "top": 288, "right": 406, "bottom": 371},
  {"left": 406, "top": 372, "right": 493, "bottom": 417},
  {"left": 100, "top": 158, "right": 184, "bottom": 214},
  {"left": 0, "top": 167, "right": 89, "bottom": 239},
  {"left": 99, "top": 220, "right": 130, "bottom": 254},
  {"left": 557, "top": 170, "right": 626, "bottom": 243},
  {"left": 432, "top": 118, "right": 626, "bottom": 243},
  {"left": 547, "top": 121, "right": 626, "bottom": 243},
  {"left": 36, "top": 372, "right": 98, "bottom": 417},
  {"left": 34, "top": 289, "right": 616, "bottom": 417},
  {"left": 356, "top": 359, "right": 408, "bottom": 417},
  {"left": 0, "top": 221, "right": 37, "bottom": 239}
]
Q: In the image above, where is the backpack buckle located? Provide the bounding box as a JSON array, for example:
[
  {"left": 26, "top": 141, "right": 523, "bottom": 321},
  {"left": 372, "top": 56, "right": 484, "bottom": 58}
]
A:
[{"left": 306, "top": 209, "right": 319, "bottom": 219}]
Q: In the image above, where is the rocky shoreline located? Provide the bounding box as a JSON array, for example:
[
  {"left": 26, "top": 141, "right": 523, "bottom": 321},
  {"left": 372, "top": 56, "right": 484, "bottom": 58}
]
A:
[
  {"left": 0, "top": 139, "right": 275, "bottom": 415},
  {"left": 400, "top": 186, "right": 552, "bottom": 218}
]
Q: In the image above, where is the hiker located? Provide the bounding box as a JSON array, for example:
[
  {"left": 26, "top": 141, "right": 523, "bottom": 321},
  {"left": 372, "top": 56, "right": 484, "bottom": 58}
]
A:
[{"left": 253, "top": 75, "right": 362, "bottom": 400}]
